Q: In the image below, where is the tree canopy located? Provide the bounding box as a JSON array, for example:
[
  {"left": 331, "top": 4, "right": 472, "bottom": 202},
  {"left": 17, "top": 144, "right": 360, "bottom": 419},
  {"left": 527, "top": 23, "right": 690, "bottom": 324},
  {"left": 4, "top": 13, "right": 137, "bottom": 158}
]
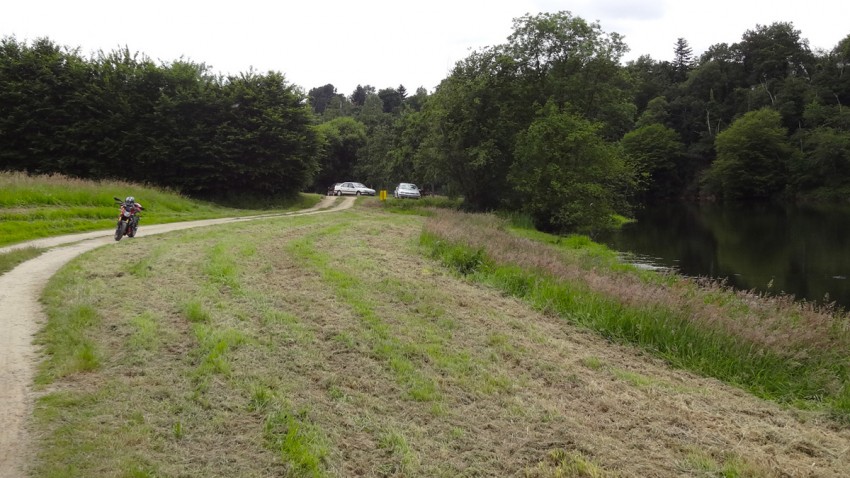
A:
[
  {"left": 3, "top": 12, "right": 850, "bottom": 231},
  {"left": 0, "top": 37, "right": 318, "bottom": 198}
]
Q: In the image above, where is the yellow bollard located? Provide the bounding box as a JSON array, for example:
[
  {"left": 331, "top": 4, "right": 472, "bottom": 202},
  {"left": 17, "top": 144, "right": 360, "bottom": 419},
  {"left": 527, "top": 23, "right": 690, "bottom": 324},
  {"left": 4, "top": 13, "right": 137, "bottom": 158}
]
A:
[{"left": 380, "top": 190, "right": 387, "bottom": 201}]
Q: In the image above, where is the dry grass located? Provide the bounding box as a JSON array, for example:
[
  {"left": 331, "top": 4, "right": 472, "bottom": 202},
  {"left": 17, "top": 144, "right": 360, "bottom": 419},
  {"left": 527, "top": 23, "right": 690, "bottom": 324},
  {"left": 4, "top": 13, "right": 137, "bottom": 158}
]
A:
[
  {"left": 423, "top": 210, "right": 850, "bottom": 360},
  {"left": 31, "top": 206, "right": 850, "bottom": 477}
]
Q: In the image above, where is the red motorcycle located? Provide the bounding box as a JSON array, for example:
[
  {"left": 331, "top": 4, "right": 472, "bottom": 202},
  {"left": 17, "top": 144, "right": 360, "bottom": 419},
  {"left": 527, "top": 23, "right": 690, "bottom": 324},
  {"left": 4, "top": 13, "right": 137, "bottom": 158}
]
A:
[{"left": 113, "top": 196, "right": 143, "bottom": 241}]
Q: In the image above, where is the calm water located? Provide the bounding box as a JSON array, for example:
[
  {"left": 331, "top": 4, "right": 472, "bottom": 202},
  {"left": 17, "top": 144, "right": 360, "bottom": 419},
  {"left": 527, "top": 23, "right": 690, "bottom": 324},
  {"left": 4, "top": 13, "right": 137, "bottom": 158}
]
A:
[{"left": 602, "top": 202, "right": 850, "bottom": 309}]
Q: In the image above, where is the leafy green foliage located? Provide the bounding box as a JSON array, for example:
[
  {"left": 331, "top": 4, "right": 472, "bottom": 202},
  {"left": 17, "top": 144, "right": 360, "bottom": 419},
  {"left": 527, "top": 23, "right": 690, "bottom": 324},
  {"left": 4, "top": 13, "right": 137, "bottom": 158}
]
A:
[
  {"left": 0, "top": 37, "right": 319, "bottom": 199},
  {"left": 704, "top": 109, "right": 793, "bottom": 199},
  {"left": 510, "top": 103, "right": 636, "bottom": 236},
  {"left": 621, "top": 123, "right": 685, "bottom": 198},
  {"left": 6, "top": 17, "right": 850, "bottom": 210},
  {"left": 313, "top": 117, "right": 367, "bottom": 191}
]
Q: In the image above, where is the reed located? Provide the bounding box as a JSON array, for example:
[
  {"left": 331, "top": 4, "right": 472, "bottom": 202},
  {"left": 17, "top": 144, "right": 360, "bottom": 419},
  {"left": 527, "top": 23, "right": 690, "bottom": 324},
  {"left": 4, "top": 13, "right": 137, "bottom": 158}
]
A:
[{"left": 422, "top": 209, "right": 850, "bottom": 420}]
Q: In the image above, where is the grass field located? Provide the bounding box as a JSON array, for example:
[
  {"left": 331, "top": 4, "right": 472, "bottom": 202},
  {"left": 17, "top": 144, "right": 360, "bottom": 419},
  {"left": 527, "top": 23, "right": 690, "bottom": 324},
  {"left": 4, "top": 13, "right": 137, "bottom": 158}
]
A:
[
  {"left": 28, "top": 201, "right": 850, "bottom": 477},
  {"left": 0, "top": 171, "right": 322, "bottom": 248}
]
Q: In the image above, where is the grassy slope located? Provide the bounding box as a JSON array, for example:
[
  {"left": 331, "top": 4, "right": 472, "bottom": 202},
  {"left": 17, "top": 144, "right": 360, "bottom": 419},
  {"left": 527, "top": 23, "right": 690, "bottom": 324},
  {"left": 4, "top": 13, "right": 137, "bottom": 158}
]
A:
[
  {"left": 30, "top": 203, "right": 850, "bottom": 477},
  {"left": 0, "top": 171, "right": 322, "bottom": 248},
  {"left": 421, "top": 210, "right": 850, "bottom": 418}
]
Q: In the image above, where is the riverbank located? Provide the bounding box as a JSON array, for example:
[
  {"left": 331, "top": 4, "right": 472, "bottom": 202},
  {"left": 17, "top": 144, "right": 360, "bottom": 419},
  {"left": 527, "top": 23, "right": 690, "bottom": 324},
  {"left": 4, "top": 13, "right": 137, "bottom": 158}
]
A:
[{"left": 421, "top": 208, "right": 850, "bottom": 422}]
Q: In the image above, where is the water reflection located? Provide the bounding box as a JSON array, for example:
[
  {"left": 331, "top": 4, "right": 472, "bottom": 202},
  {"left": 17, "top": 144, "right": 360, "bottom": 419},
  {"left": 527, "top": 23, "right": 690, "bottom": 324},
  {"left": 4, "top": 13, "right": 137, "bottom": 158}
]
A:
[{"left": 603, "top": 202, "right": 850, "bottom": 309}]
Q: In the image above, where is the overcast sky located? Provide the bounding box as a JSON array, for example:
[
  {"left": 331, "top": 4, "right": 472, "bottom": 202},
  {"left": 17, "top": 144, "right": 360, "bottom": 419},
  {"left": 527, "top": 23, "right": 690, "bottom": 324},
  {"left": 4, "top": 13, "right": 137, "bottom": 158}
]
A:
[{"left": 2, "top": 1, "right": 846, "bottom": 96}]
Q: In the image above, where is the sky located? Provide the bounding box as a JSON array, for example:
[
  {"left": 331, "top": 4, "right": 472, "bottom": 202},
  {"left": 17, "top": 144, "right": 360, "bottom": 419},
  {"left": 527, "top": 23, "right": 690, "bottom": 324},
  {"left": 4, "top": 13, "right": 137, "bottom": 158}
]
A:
[{"left": 2, "top": 0, "right": 847, "bottom": 96}]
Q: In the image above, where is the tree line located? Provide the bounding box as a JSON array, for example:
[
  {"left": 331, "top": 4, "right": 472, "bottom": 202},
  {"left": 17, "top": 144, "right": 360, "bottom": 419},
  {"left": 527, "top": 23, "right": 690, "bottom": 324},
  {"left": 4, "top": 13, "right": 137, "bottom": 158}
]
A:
[
  {"left": 0, "top": 38, "right": 317, "bottom": 199},
  {"left": 2, "top": 12, "right": 849, "bottom": 234}
]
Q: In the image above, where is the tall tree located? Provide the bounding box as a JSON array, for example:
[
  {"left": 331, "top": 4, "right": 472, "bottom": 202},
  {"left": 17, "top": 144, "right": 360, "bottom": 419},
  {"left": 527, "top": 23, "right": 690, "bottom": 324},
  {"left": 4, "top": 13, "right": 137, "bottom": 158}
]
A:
[
  {"left": 308, "top": 84, "right": 340, "bottom": 115},
  {"left": 350, "top": 84, "right": 375, "bottom": 106},
  {"left": 313, "top": 117, "right": 367, "bottom": 191},
  {"left": 621, "top": 123, "right": 685, "bottom": 199},
  {"left": 0, "top": 37, "right": 91, "bottom": 174},
  {"left": 507, "top": 11, "right": 635, "bottom": 138},
  {"left": 673, "top": 37, "right": 693, "bottom": 82},
  {"left": 736, "top": 22, "right": 814, "bottom": 101},
  {"left": 510, "top": 102, "right": 636, "bottom": 235},
  {"left": 704, "top": 108, "right": 793, "bottom": 199},
  {"left": 377, "top": 87, "right": 403, "bottom": 114}
]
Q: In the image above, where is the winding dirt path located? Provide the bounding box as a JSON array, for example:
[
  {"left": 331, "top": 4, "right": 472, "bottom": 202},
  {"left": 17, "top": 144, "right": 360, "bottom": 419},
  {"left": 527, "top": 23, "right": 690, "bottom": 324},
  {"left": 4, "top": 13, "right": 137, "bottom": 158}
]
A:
[{"left": 0, "top": 196, "right": 354, "bottom": 478}]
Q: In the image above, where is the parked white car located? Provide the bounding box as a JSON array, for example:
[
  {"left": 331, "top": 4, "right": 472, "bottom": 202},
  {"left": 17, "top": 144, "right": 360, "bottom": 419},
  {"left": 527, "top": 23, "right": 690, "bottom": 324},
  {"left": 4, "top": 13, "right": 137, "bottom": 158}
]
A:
[
  {"left": 393, "top": 183, "right": 421, "bottom": 199},
  {"left": 334, "top": 181, "right": 376, "bottom": 196}
]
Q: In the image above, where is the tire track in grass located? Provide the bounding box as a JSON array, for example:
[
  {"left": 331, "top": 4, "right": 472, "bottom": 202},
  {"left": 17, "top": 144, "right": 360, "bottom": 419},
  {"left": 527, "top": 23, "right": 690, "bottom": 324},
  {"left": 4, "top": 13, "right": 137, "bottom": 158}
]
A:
[{"left": 286, "top": 223, "right": 440, "bottom": 404}]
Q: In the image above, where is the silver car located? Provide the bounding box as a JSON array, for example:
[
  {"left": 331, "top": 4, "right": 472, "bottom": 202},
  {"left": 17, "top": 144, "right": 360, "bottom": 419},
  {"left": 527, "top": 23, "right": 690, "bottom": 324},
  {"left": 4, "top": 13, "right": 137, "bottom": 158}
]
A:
[
  {"left": 393, "top": 183, "right": 421, "bottom": 199},
  {"left": 334, "top": 181, "right": 376, "bottom": 196}
]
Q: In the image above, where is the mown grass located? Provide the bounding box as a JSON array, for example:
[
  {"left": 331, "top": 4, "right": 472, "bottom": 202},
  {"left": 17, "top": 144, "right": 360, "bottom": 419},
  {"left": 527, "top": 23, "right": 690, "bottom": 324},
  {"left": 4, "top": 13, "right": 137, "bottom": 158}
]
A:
[
  {"left": 421, "top": 210, "right": 850, "bottom": 421},
  {"left": 0, "top": 171, "right": 322, "bottom": 247},
  {"left": 27, "top": 205, "right": 850, "bottom": 476}
]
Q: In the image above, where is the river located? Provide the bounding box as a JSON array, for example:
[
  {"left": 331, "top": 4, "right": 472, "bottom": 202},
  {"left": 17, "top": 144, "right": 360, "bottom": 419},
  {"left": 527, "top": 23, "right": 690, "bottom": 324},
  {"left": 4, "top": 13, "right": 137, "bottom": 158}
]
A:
[{"left": 602, "top": 202, "right": 850, "bottom": 310}]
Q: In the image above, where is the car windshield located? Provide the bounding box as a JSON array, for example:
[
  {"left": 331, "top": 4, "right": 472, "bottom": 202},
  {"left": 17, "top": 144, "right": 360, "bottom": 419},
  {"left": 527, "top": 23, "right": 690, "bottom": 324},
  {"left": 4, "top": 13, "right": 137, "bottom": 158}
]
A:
[
  {"left": 353, "top": 183, "right": 366, "bottom": 188},
  {"left": 401, "top": 184, "right": 417, "bottom": 190}
]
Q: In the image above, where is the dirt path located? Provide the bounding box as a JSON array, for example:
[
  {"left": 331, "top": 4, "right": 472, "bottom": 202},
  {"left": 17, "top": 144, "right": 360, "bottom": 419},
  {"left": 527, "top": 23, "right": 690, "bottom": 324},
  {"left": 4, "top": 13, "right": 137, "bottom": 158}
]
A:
[{"left": 0, "top": 196, "right": 354, "bottom": 478}]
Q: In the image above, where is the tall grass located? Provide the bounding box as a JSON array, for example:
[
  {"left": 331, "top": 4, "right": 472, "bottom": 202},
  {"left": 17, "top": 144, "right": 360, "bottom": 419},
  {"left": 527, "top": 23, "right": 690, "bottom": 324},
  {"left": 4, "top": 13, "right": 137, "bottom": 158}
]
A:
[
  {"left": 421, "top": 210, "right": 850, "bottom": 421},
  {"left": 0, "top": 171, "right": 322, "bottom": 247}
]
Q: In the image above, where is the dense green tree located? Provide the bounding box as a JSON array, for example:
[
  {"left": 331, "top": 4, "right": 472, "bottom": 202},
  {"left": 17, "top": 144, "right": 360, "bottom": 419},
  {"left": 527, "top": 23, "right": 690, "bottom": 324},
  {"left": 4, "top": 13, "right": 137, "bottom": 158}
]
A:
[
  {"left": 621, "top": 123, "right": 684, "bottom": 198},
  {"left": 313, "top": 117, "right": 367, "bottom": 191},
  {"left": 510, "top": 102, "right": 635, "bottom": 235},
  {"left": 377, "top": 87, "right": 403, "bottom": 114},
  {"left": 736, "top": 23, "right": 814, "bottom": 87},
  {"left": 810, "top": 34, "right": 850, "bottom": 110},
  {"left": 350, "top": 84, "right": 375, "bottom": 106},
  {"left": 183, "top": 71, "right": 319, "bottom": 197},
  {"left": 319, "top": 93, "right": 355, "bottom": 121},
  {"left": 355, "top": 120, "right": 396, "bottom": 188},
  {"left": 507, "top": 11, "right": 635, "bottom": 138},
  {"left": 9, "top": 22, "right": 850, "bottom": 208},
  {"left": 634, "top": 96, "right": 671, "bottom": 128},
  {"left": 704, "top": 108, "right": 793, "bottom": 199},
  {"left": 308, "top": 84, "right": 341, "bottom": 115},
  {"left": 0, "top": 37, "right": 320, "bottom": 198},
  {"left": 358, "top": 92, "right": 387, "bottom": 127},
  {"left": 672, "top": 37, "right": 693, "bottom": 82},
  {"left": 426, "top": 47, "right": 525, "bottom": 210},
  {"left": 792, "top": 126, "right": 850, "bottom": 193},
  {"left": 404, "top": 86, "right": 429, "bottom": 112},
  {"left": 626, "top": 55, "right": 674, "bottom": 116},
  {"left": 0, "top": 37, "right": 90, "bottom": 173},
  {"left": 426, "top": 10, "right": 636, "bottom": 216}
]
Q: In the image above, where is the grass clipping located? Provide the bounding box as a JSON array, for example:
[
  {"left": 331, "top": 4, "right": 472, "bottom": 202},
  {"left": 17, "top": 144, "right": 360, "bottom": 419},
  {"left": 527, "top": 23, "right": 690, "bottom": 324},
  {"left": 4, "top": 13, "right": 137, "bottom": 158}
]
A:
[{"left": 30, "top": 207, "right": 850, "bottom": 477}]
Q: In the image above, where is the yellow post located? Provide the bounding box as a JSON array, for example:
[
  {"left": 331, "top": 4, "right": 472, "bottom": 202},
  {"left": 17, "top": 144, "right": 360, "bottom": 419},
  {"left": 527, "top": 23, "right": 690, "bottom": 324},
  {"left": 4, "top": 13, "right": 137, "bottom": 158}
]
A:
[{"left": 380, "top": 190, "right": 387, "bottom": 201}]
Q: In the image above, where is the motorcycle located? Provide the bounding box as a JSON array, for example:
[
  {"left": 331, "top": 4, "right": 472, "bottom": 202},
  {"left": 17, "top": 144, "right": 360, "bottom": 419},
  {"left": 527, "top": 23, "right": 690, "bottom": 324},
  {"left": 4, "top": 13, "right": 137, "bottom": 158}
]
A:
[{"left": 113, "top": 197, "right": 142, "bottom": 241}]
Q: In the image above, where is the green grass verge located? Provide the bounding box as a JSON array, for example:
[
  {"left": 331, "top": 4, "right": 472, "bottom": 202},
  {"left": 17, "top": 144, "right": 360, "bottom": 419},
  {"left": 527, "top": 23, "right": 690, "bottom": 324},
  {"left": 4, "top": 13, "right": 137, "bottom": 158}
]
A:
[
  {"left": 0, "top": 246, "right": 45, "bottom": 275},
  {"left": 363, "top": 195, "right": 463, "bottom": 216},
  {"left": 421, "top": 231, "right": 850, "bottom": 422},
  {"left": 0, "top": 171, "right": 322, "bottom": 247}
]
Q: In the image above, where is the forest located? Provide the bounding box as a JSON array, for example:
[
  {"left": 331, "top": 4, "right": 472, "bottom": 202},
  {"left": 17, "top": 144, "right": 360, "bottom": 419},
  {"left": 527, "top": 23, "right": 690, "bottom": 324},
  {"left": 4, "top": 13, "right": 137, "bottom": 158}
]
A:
[{"left": 2, "top": 11, "right": 849, "bottom": 235}]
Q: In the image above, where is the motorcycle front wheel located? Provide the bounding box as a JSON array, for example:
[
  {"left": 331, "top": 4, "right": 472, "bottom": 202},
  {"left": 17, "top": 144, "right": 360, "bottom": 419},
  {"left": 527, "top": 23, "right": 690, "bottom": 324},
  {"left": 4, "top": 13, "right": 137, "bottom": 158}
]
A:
[{"left": 114, "top": 221, "right": 127, "bottom": 241}]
